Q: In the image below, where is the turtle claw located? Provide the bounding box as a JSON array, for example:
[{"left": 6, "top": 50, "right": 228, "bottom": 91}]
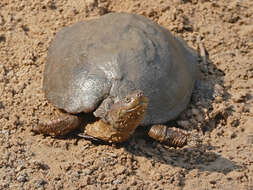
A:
[{"left": 78, "top": 133, "right": 105, "bottom": 142}]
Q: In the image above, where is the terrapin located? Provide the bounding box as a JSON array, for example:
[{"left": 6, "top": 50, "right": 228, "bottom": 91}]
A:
[{"left": 33, "top": 12, "right": 198, "bottom": 147}]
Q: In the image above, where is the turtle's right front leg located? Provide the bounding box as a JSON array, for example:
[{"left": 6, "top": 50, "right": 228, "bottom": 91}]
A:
[{"left": 32, "top": 111, "right": 83, "bottom": 137}]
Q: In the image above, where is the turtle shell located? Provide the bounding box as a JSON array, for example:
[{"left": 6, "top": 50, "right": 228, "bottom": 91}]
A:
[{"left": 44, "top": 12, "right": 198, "bottom": 126}]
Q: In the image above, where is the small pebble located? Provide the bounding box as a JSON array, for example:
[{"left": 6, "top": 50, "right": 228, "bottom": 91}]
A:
[
  {"left": 177, "top": 120, "right": 190, "bottom": 128},
  {"left": 35, "top": 179, "right": 47, "bottom": 188},
  {"left": 229, "top": 131, "right": 237, "bottom": 139},
  {"left": 17, "top": 174, "right": 28, "bottom": 182},
  {"left": 105, "top": 152, "right": 117, "bottom": 158},
  {"left": 85, "top": 0, "right": 97, "bottom": 7},
  {"left": 15, "top": 165, "right": 25, "bottom": 172},
  {"left": 82, "top": 168, "right": 93, "bottom": 175},
  {"left": 191, "top": 108, "right": 200, "bottom": 116},
  {"left": 232, "top": 92, "right": 247, "bottom": 103},
  {"left": 112, "top": 179, "right": 123, "bottom": 185},
  {"left": 114, "top": 165, "right": 126, "bottom": 175}
]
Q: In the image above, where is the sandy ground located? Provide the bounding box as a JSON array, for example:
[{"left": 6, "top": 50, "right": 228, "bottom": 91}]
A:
[{"left": 0, "top": 0, "right": 253, "bottom": 189}]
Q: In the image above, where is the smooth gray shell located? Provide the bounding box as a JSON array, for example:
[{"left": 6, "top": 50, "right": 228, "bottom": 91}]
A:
[{"left": 44, "top": 12, "right": 198, "bottom": 126}]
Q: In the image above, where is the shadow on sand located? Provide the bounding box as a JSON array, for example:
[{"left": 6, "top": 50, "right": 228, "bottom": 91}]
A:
[{"left": 122, "top": 130, "right": 243, "bottom": 174}]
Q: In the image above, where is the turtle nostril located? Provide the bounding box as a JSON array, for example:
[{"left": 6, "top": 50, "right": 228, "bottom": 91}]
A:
[{"left": 136, "top": 90, "right": 143, "bottom": 97}]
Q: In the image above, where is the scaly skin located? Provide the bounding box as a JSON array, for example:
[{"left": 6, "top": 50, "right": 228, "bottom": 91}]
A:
[
  {"left": 148, "top": 125, "right": 189, "bottom": 148},
  {"left": 32, "top": 112, "right": 83, "bottom": 137},
  {"left": 32, "top": 91, "right": 148, "bottom": 142},
  {"left": 83, "top": 90, "right": 148, "bottom": 143}
]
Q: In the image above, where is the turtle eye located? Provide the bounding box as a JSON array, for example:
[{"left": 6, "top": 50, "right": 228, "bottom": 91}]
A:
[{"left": 124, "top": 97, "right": 131, "bottom": 103}]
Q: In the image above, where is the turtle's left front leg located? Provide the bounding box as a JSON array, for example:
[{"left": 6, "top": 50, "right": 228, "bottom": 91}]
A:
[
  {"left": 32, "top": 111, "right": 83, "bottom": 137},
  {"left": 148, "top": 125, "right": 189, "bottom": 148}
]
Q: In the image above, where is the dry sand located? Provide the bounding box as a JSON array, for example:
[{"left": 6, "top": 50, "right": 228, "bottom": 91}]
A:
[{"left": 0, "top": 0, "right": 253, "bottom": 189}]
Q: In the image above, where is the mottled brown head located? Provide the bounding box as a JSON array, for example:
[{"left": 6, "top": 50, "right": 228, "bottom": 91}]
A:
[
  {"left": 84, "top": 90, "right": 149, "bottom": 143},
  {"left": 108, "top": 90, "right": 149, "bottom": 131}
]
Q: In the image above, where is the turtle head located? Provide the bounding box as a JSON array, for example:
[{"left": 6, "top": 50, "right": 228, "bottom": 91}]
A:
[
  {"left": 107, "top": 90, "right": 149, "bottom": 130},
  {"left": 83, "top": 90, "right": 148, "bottom": 143}
]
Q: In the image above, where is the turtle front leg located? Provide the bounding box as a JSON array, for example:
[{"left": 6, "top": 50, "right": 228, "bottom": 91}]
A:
[
  {"left": 32, "top": 112, "right": 83, "bottom": 137},
  {"left": 148, "top": 125, "right": 189, "bottom": 148}
]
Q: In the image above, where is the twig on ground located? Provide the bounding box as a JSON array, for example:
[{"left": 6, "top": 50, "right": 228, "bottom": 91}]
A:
[{"left": 197, "top": 35, "right": 208, "bottom": 72}]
